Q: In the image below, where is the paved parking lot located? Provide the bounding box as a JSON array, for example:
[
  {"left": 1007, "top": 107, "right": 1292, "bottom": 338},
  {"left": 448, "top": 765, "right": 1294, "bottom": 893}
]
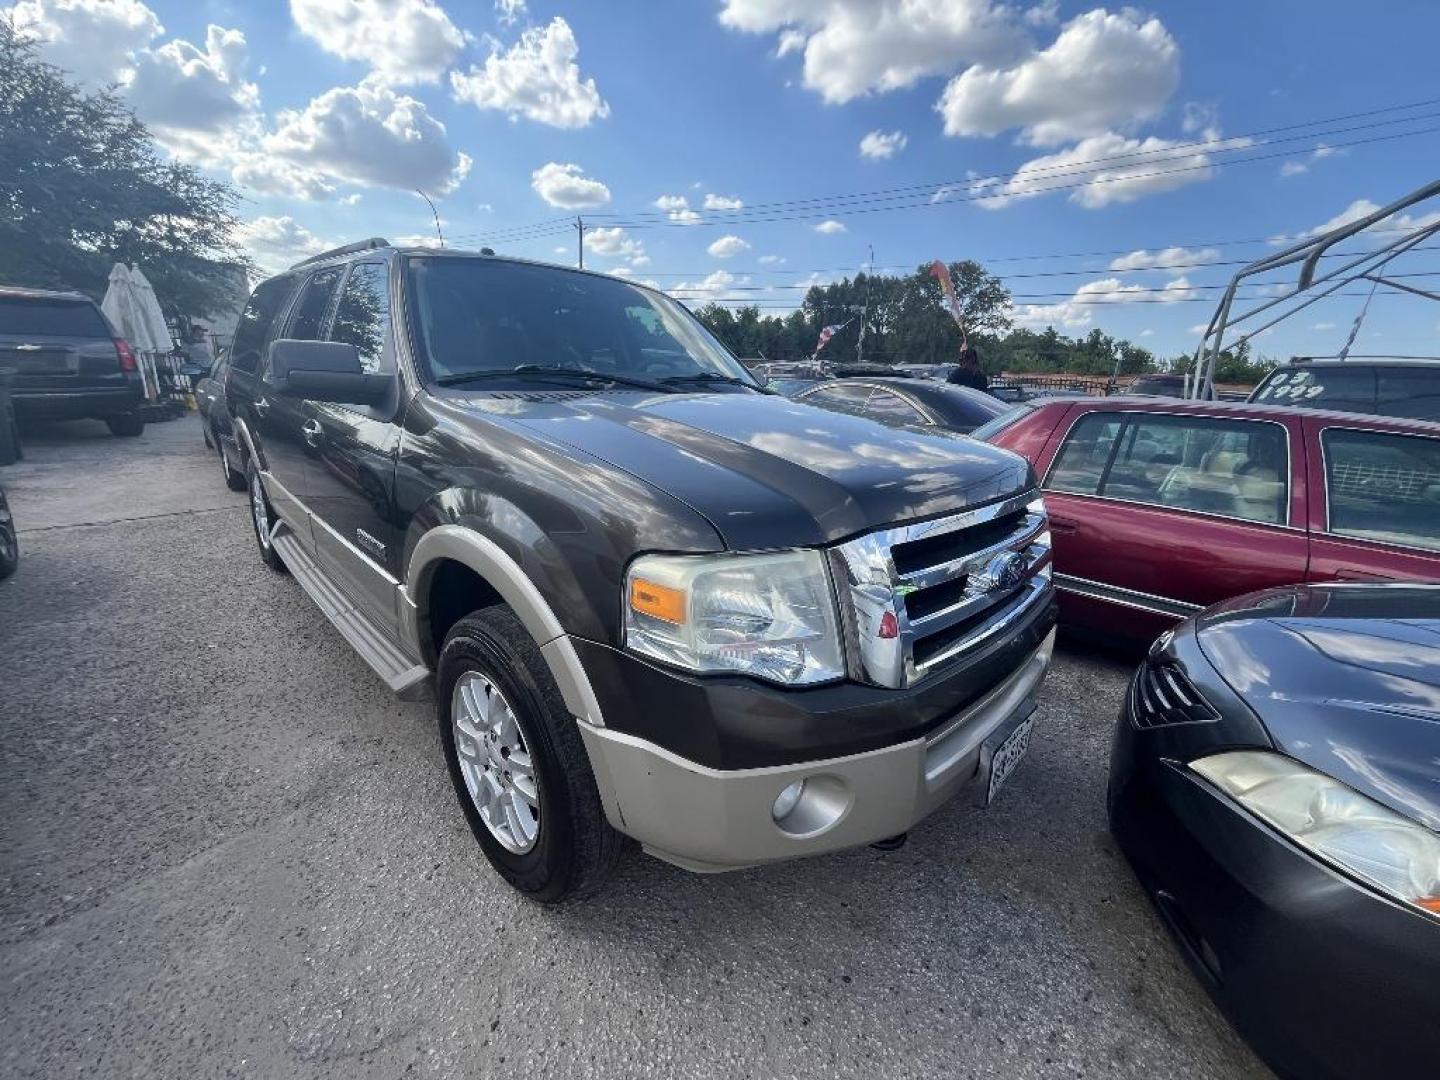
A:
[{"left": 0, "top": 416, "right": 1268, "bottom": 1079}]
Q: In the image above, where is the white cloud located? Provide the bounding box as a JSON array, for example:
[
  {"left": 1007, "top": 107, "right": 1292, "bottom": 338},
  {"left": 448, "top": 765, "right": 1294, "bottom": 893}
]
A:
[
  {"left": 718, "top": 0, "right": 1029, "bottom": 105},
  {"left": 670, "top": 269, "right": 745, "bottom": 304},
  {"left": 126, "top": 24, "right": 258, "bottom": 139},
  {"left": 237, "top": 215, "right": 327, "bottom": 275},
  {"left": 553, "top": 245, "right": 568, "bottom": 255},
  {"left": 1109, "top": 246, "right": 1221, "bottom": 272},
  {"left": 7, "top": 0, "right": 161, "bottom": 86},
  {"left": 531, "top": 162, "right": 610, "bottom": 208},
  {"left": 1313, "top": 322, "right": 1336, "bottom": 331},
  {"left": 1279, "top": 142, "right": 1343, "bottom": 178},
  {"left": 654, "top": 194, "right": 703, "bottom": 224},
  {"left": 585, "top": 226, "right": 644, "bottom": 260},
  {"left": 758, "top": 254, "right": 786, "bottom": 265},
  {"left": 340, "top": 193, "right": 362, "bottom": 205},
  {"left": 814, "top": 219, "right": 847, "bottom": 234},
  {"left": 707, "top": 235, "right": 751, "bottom": 258},
  {"left": 265, "top": 81, "right": 471, "bottom": 194},
  {"left": 450, "top": 17, "right": 608, "bottom": 129},
  {"left": 230, "top": 153, "right": 337, "bottom": 200},
  {"left": 859, "top": 129, "right": 907, "bottom": 160},
  {"left": 703, "top": 193, "right": 744, "bottom": 210},
  {"left": 1023, "top": 0, "right": 1059, "bottom": 26},
  {"left": 937, "top": 9, "right": 1179, "bottom": 146},
  {"left": 290, "top": 0, "right": 465, "bottom": 85},
  {"left": 495, "top": 0, "right": 526, "bottom": 26},
  {"left": 1293, "top": 199, "right": 1440, "bottom": 241},
  {"left": 1011, "top": 275, "right": 1186, "bottom": 329},
  {"left": 1139, "top": 328, "right": 1154, "bottom": 337},
  {"left": 970, "top": 130, "right": 1229, "bottom": 210}
]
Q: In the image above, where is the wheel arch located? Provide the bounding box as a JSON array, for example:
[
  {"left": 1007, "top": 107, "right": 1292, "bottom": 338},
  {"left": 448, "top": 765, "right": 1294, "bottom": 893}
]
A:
[{"left": 404, "top": 525, "right": 606, "bottom": 729}]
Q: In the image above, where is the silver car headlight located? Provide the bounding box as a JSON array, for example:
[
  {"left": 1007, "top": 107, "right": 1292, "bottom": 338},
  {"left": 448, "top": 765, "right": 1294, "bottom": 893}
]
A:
[
  {"left": 624, "top": 550, "right": 844, "bottom": 686},
  {"left": 1192, "top": 751, "right": 1440, "bottom": 917}
]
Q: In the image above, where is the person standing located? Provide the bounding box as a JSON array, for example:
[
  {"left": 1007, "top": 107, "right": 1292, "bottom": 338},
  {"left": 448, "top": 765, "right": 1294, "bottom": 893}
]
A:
[{"left": 946, "top": 336, "right": 989, "bottom": 392}]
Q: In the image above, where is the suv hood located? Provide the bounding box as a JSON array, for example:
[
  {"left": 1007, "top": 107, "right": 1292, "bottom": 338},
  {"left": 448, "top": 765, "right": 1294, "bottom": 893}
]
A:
[
  {"left": 471, "top": 390, "right": 1031, "bottom": 548},
  {"left": 1197, "top": 584, "right": 1440, "bottom": 829}
]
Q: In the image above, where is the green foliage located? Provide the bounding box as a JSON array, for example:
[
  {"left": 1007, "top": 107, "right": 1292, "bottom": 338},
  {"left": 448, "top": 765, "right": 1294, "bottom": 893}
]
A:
[
  {"left": 0, "top": 24, "right": 252, "bottom": 317},
  {"left": 1169, "top": 339, "right": 1276, "bottom": 385},
  {"left": 696, "top": 264, "right": 1163, "bottom": 376}
]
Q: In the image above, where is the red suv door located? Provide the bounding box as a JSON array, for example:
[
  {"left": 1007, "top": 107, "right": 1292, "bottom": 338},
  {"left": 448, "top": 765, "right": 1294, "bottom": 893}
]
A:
[
  {"left": 1033, "top": 404, "right": 1310, "bottom": 642},
  {"left": 1304, "top": 416, "right": 1440, "bottom": 583}
]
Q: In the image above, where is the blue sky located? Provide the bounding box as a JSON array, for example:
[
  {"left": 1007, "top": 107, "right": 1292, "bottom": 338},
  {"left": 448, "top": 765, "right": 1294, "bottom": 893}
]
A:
[{"left": 10, "top": 0, "right": 1440, "bottom": 361}]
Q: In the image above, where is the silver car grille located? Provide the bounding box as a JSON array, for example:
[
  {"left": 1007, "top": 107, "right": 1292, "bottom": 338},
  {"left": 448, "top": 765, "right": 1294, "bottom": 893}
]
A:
[{"left": 831, "top": 490, "right": 1052, "bottom": 688}]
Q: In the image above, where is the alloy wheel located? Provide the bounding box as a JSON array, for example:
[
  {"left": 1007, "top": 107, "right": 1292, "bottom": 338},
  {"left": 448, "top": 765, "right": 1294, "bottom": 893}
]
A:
[
  {"left": 451, "top": 671, "right": 540, "bottom": 854},
  {"left": 250, "top": 473, "right": 271, "bottom": 550}
]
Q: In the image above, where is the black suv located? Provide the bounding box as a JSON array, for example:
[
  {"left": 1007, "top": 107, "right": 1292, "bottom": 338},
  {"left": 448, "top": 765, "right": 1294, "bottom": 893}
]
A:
[
  {"left": 226, "top": 240, "right": 1058, "bottom": 901},
  {"left": 1248, "top": 358, "right": 1440, "bottom": 421},
  {"left": 0, "top": 286, "right": 146, "bottom": 435}
]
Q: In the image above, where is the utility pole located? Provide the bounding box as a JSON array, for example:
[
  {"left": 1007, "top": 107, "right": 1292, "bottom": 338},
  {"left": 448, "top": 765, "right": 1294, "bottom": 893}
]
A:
[
  {"left": 575, "top": 217, "right": 585, "bottom": 269},
  {"left": 856, "top": 243, "right": 874, "bottom": 365}
]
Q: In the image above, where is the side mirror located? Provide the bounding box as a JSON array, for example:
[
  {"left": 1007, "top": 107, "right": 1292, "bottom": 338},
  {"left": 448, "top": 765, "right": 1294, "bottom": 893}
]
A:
[{"left": 266, "top": 339, "right": 392, "bottom": 406}]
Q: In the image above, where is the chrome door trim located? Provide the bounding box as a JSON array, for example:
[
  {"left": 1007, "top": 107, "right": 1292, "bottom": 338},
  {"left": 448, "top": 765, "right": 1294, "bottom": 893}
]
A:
[{"left": 1053, "top": 572, "right": 1202, "bottom": 619}]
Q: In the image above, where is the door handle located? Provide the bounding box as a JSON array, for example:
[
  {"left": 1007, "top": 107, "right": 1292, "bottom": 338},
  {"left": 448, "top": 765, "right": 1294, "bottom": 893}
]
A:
[
  {"left": 301, "top": 418, "right": 323, "bottom": 447},
  {"left": 254, "top": 397, "right": 270, "bottom": 418}
]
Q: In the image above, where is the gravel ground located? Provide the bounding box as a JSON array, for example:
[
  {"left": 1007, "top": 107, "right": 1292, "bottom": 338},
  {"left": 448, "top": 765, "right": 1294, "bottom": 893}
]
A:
[{"left": 0, "top": 416, "right": 1270, "bottom": 1079}]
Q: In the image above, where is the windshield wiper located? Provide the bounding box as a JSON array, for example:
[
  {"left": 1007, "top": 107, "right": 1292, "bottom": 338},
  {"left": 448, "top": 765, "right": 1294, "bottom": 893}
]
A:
[
  {"left": 660, "top": 372, "right": 769, "bottom": 392},
  {"left": 434, "top": 365, "right": 677, "bottom": 393}
]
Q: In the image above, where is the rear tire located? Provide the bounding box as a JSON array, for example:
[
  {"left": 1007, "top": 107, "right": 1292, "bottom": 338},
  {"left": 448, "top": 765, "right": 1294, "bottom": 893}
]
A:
[
  {"left": 437, "top": 607, "right": 622, "bottom": 902},
  {"left": 106, "top": 412, "right": 144, "bottom": 437},
  {"left": 245, "top": 460, "right": 287, "bottom": 573},
  {"left": 218, "top": 436, "right": 246, "bottom": 491}
]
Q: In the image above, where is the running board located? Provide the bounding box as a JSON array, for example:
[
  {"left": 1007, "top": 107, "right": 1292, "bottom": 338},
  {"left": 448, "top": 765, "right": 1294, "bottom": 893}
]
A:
[{"left": 271, "top": 524, "right": 432, "bottom": 700}]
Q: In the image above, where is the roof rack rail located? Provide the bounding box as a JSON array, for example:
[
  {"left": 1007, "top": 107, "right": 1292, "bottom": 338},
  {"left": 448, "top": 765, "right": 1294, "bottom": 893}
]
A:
[{"left": 292, "top": 237, "right": 391, "bottom": 269}]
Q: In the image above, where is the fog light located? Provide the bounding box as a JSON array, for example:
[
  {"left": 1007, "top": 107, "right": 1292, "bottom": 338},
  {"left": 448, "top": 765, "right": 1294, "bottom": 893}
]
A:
[{"left": 772, "top": 780, "right": 805, "bottom": 822}]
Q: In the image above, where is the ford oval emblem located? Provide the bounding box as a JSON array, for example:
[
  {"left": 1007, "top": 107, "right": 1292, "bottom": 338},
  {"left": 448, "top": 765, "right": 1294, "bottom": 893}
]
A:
[{"left": 981, "top": 552, "right": 1028, "bottom": 593}]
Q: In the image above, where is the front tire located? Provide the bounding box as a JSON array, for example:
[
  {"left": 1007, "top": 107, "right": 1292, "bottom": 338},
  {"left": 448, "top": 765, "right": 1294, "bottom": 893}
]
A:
[
  {"left": 245, "top": 461, "right": 286, "bottom": 573},
  {"left": 0, "top": 510, "right": 17, "bottom": 581},
  {"left": 106, "top": 412, "right": 144, "bottom": 437},
  {"left": 437, "top": 607, "right": 622, "bottom": 902}
]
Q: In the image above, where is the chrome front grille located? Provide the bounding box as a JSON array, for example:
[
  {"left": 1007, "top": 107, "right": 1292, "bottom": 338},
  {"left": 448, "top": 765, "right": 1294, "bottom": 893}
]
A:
[{"left": 832, "top": 491, "right": 1053, "bottom": 688}]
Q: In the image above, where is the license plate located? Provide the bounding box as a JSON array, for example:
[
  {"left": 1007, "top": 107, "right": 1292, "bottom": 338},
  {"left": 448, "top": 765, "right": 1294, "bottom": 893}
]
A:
[{"left": 984, "top": 714, "right": 1036, "bottom": 806}]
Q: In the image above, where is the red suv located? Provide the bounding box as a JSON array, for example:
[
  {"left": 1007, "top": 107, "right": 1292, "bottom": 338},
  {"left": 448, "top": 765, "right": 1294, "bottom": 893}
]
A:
[{"left": 981, "top": 397, "right": 1440, "bottom": 641}]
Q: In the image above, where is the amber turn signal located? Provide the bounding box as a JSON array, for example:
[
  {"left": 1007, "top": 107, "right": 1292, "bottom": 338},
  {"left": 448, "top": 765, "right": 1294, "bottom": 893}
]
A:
[{"left": 629, "top": 578, "right": 685, "bottom": 624}]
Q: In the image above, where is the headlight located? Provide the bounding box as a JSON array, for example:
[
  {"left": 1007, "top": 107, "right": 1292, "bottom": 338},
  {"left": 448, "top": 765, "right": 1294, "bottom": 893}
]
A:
[
  {"left": 624, "top": 550, "right": 844, "bottom": 685},
  {"left": 1192, "top": 751, "right": 1440, "bottom": 916}
]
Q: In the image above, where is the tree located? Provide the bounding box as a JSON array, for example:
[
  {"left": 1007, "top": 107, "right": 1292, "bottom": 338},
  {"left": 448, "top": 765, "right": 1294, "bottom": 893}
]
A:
[{"left": 0, "top": 24, "right": 252, "bottom": 317}]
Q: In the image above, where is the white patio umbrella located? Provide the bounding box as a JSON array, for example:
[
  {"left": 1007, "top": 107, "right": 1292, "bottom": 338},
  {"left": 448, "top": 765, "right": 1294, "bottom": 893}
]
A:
[
  {"left": 128, "top": 265, "right": 173, "bottom": 355},
  {"left": 100, "top": 263, "right": 158, "bottom": 352}
]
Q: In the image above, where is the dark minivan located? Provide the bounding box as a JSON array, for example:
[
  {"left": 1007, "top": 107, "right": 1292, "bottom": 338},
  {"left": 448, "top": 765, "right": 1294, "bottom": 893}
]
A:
[{"left": 0, "top": 286, "right": 146, "bottom": 435}]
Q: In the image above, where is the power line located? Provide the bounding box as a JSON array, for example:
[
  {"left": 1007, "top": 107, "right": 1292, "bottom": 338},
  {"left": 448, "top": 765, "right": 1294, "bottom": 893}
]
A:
[
  {"left": 596, "top": 106, "right": 1440, "bottom": 228},
  {"left": 444, "top": 96, "right": 1440, "bottom": 247}
]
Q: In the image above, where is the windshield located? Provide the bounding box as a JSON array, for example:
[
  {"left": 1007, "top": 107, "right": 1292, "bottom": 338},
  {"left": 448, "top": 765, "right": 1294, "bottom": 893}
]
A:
[{"left": 405, "top": 256, "right": 756, "bottom": 387}]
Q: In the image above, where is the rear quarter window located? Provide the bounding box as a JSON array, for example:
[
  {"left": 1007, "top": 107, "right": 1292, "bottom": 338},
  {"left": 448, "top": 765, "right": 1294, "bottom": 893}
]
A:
[
  {"left": 1375, "top": 367, "right": 1440, "bottom": 422},
  {"left": 1251, "top": 367, "right": 1375, "bottom": 414},
  {"left": 0, "top": 297, "right": 111, "bottom": 338},
  {"left": 1323, "top": 428, "right": 1440, "bottom": 552}
]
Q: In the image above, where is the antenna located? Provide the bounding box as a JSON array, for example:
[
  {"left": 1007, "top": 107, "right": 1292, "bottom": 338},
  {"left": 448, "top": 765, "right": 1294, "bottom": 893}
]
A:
[
  {"left": 575, "top": 217, "right": 586, "bottom": 269},
  {"left": 415, "top": 189, "right": 445, "bottom": 248},
  {"left": 856, "top": 243, "right": 874, "bottom": 365}
]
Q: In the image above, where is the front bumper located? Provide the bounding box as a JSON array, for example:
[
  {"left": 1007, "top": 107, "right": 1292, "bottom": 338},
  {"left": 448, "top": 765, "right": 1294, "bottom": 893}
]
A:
[
  {"left": 580, "top": 628, "right": 1054, "bottom": 872},
  {"left": 1109, "top": 695, "right": 1440, "bottom": 1080}
]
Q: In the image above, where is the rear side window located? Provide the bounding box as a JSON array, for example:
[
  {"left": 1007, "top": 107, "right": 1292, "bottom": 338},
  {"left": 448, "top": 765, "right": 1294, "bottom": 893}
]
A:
[
  {"left": 863, "top": 389, "right": 928, "bottom": 425},
  {"left": 0, "top": 297, "right": 110, "bottom": 338},
  {"left": 1375, "top": 367, "right": 1440, "bottom": 422},
  {"left": 1252, "top": 367, "right": 1375, "bottom": 414},
  {"left": 1049, "top": 411, "right": 1288, "bottom": 524},
  {"left": 286, "top": 267, "right": 343, "bottom": 341},
  {"left": 329, "top": 263, "right": 392, "bottom": 374},
  {"left": 1323, "top": 428, "right": 1440, "bottom": 552},
  {"left": 231, "top": 276, "right": 296, "bottom": 373},
  {"left": 801, "top": 384, "right": 873, "bottom": 415},
  {"left": 970, "top": 403, "right": 1034, "bottom": 442}
]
